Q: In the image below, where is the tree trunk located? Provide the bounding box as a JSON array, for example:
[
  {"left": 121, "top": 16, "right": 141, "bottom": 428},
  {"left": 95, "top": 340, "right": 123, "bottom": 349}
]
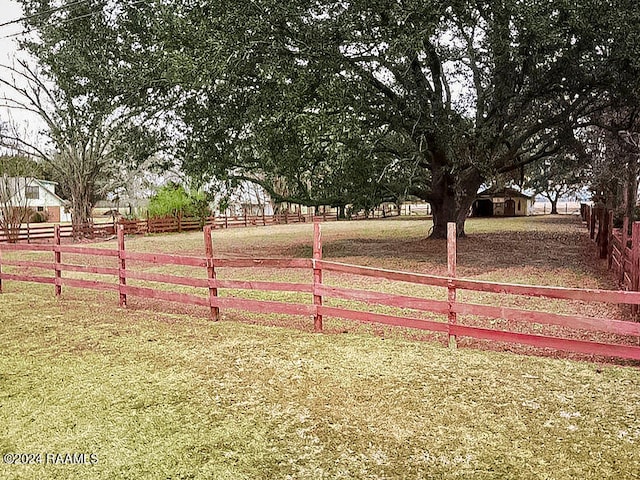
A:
[
  {"left": 430, "top": 194, "right": 457, "bottom": 239},
  {"left": 550, "top": 199, "right": 558, "bottom": 215},
  {"left": 624, "top": 159, "right": 639, "bottom": 223},
  {"left": 428, "top": 167, "right": 483, "bottom": 239},
  {"left": 431, "top": 193, "right": 478, "bottom": 238},
  {"left": 70, "top": 185, "right": 94, "bottom": 240}
]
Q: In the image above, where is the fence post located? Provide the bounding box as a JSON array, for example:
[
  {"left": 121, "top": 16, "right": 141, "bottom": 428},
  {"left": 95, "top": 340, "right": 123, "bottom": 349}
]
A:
[
  {"left": 313, "top": 222, "right": 323, "bottom": 332},
  {"left": 447, "top": 222, "right": 457, "bottom": 349},
  {"left": 622, "top": 216, "right": 630, "bottom": 284},
  {"left": 607, "top": 210, "right": 614, "bottom": 268},
  {"left": 599, "top": 209, "right": 609, "bottom": 259},
  {"left": 623, "top": 216, "right": 630, "bottom": 246},
  {"left": 0, "top": 238, "right": 3, "bottom": 294},
  {"left": 203, "top": 226, "right": 220, "bottom": 321},
  {"left": 118, "top": 224, "right": 127, "bottom": 307},
  {"left": 54, "top": 225, "right": 62, "bottom": 296},
  {"left": 590, "top": 207, "right": 597, "bottom": 240}
]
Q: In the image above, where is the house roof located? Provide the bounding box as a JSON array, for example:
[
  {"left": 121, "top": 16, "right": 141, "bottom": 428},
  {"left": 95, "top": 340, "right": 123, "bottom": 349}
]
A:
[
  {"left": 2, "top": 177, "right": 67, "bottom": 206},
  {"left": 477, "top": 187, "right": 533, "bottom": 200},
  {"left": 33, "top": 179, "right": 67, "bottom": 206}
]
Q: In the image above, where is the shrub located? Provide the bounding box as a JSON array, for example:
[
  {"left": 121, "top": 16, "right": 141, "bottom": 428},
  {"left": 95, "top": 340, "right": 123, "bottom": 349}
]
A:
[
  {"left": 29, "top": 210, "right": 49, "bottom": 223},
  {"left": 147, "top": 183, "right": 211, "bottom": 221}
]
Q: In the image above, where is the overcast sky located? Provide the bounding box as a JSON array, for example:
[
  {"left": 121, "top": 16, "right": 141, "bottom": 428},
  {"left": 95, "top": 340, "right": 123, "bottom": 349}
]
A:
[
  {"left": 0, "top": 0, "right": 25, "bottom": 71},
  {"left": 0, "top": 0, "right": 48, "bottom": 140},
  {"left": 0, "top": 0, "right": 23, "bottom": 42}
]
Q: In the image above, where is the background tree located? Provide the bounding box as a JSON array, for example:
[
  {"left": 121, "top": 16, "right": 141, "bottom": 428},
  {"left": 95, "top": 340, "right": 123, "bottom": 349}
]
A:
[
  {"left": 0, "top": 60, "right": 163, "bottom": 234},
  {"left": 570, "top": 108, "right": 640, "bottom": 225},
  {"left": 617, "top": 129, "right": 640, "bottom": 223},
  {"left": 569, "top": 1, "right": 640, "bottom": 223},
  {"left": 167, "top": 0, "right": 607, "bottom": 237},
  {"left": 148, "top": 183, "right": 211, "bottom": 222},
  {"left": 525, "top": 156, "right": 588, "bottom": 214}
]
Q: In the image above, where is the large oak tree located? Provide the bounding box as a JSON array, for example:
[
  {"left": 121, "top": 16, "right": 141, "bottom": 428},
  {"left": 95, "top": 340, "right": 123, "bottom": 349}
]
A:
[{"left": 16, "top": 0, "right": 629, "bottom": 236}]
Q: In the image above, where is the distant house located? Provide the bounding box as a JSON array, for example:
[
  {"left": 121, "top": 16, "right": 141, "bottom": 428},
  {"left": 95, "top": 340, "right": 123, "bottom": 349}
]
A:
[
  {"left": 472, "top": 187, "right": 534, "bottom": 217},
  {"left": 225, "top": 200, "right": 275, "bottom": 217},
  {"left": 1, "top": 177, "right": 71, "bottom": 223}
]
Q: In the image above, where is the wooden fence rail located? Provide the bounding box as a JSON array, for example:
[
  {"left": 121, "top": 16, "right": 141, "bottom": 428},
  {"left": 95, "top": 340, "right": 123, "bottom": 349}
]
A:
[
  {"left": 2, "top": 222, "right": 640, "bottom": 361},
  {"left": 581, "top": 204, "right": 640, "bottom": 314},
  {"left": 0, "top": 221, "right": 116, "bottom": 243},
  {"left": 122, "top": 211, "right": 387, "bottom": 235}
]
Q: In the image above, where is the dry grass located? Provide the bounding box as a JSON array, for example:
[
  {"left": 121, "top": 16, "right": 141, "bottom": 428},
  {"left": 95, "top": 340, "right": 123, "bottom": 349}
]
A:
[
  {"left": 2, "top": 214, "right": 640, "bottom": 479},
  {"left": 2, "top": 287, "right": 640, "bottom": 480}
]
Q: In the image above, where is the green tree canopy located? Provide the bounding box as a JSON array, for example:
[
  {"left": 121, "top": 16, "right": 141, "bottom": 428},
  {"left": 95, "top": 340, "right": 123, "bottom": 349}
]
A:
[
  {"left": 525, "top": 155, "right": 588, "bottom": 214},
  {"left": 15, "top": 0, "right": 640, "bottom": 236}
]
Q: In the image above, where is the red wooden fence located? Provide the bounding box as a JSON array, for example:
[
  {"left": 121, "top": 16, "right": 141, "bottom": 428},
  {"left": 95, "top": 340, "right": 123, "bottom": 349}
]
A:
[
  {"left": 121, "top": 210, "right": 390, "bottom": 235},
  {"left": 0, "top": 221, "right": 116, "bottom": 243},
  {"left": 2, "top": 222, "right": 640, "bottom": 361},
  {"left": 1, "top": 210, "right": 395, "bottom": 243},
  {"left": 582, "top": 204, "right": 640, "bottom": 314}
]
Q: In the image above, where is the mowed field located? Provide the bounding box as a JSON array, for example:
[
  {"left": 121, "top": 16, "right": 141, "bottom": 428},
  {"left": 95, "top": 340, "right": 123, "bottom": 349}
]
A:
[{"left": 2, "top": 215, "right": 640, "bottom": 479}]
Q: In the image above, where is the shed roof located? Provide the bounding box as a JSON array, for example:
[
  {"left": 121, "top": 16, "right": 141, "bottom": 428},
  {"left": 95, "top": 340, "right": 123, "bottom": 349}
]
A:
[{"left": 477, "top": 187, "right": 532, "bottom": 200}]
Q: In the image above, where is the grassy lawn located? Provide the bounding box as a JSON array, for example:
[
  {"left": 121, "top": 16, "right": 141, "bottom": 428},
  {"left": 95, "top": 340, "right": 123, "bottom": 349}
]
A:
[
  {"left": 2, "top": 290, "right": 640, "bottom": 480},
  {"left": 2, "top": 215, "right": 640, "bottom": 479}
]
